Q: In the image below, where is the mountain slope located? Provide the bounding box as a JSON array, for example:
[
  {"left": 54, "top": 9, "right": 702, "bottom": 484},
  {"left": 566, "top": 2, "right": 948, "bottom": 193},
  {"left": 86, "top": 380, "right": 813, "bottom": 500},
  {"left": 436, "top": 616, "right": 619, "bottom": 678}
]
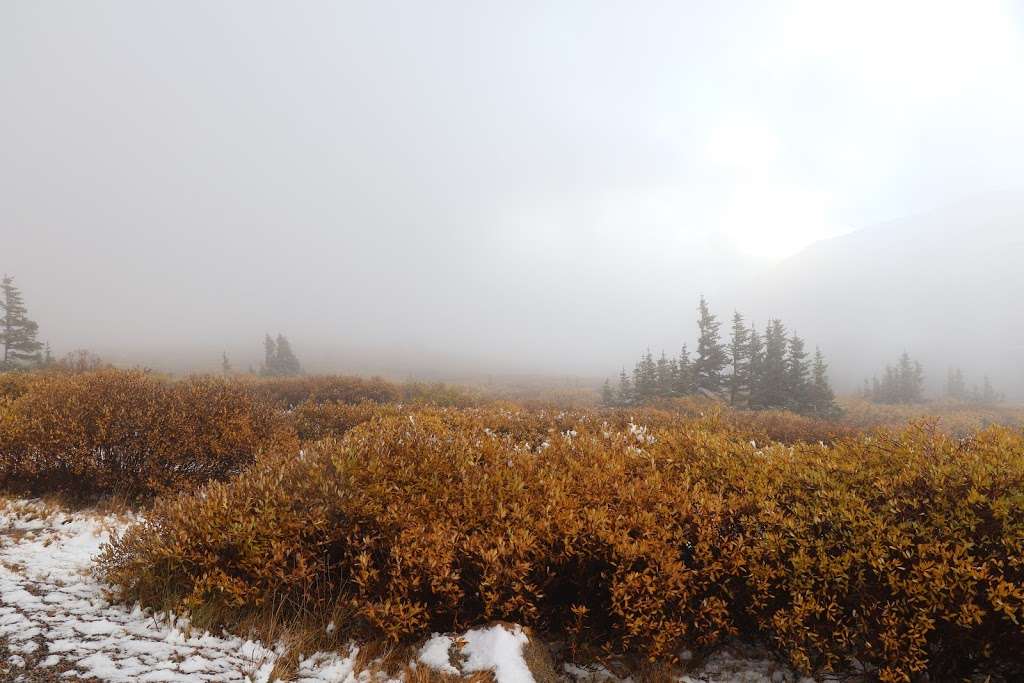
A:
[{"left": 737, "top": 193, "right": 1024, "bottom": 398}]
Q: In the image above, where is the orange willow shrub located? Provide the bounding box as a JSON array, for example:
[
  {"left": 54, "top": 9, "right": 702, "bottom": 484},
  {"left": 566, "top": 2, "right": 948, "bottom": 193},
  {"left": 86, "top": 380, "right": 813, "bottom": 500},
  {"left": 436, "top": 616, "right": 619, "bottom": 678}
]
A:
[
  {"left": 99, "top": 409, "right": 1024, "bottom": 680},
  {"left": 0, "top": 370, "right": 296, "bottom": 500},
  {"left": 245, "top": 375, "right": 401, "bottom": 409},
  {"left": 839, "top": 398, "right": 1024, "bottom": 436},
  {"left": 290, "top": 400, "right": 407, "bottom": 441},
  {"left": 685, "top": 423, "right": 1024, "bottom": 681},
  {"left": 399, "top": 381, "right": 484, "bottom": 407},
  {"left": 0, "top": 371, "right": 43, "bottom": 401},
  {"left": 723, "top": 408, "right": 860, "bottom": 445},
  {"left": 99, "top": 410, "right": 748, "bottom": 659}
]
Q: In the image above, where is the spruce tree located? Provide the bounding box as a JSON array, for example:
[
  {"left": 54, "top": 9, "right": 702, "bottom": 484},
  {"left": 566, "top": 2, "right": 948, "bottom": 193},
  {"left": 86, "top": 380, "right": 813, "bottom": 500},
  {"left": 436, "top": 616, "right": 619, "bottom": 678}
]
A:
[
  {"left": 675, "top": 344, "right": 694, "bottom": 395},
  {"left": 656, "top": 351, "right": 673, "bottom": 397},
  {"left": 974, "top": 376, "right": 1002, "bottom": 404},
  {"left": 728, "top": 311, "right": 750, "bottom": 407},
  {"left": 617, "top": 368, "right": 633, "bottom": 405},
  {"left": 262, "top": 334, "right": 277, "bottom": 376},
  {"left": 693, "top": 297, "right": 728, "bottom": 395},
  {"left": 868, "top": 354, "right": 925, "bottom": 403},
  {"left": 601, "top": 379, "right": 615, "bottom": 406},
  {"left": 260, "top": 333, "right": 301, "bottom": 377},
  {"left": 221, "top": 352, "right": 232, "bottom": 375},
  {"left": 633, "top": 350, "right": 657, "bottom": 401},
  {"left": 1, "top": 275, "right": 43, "bottom": 368},
  {"left": 882, "top": 365, "right": 900, "bottom": 402},
  {"left": 896, "top": 352, "right": 921, "bottom": 403},
  {"left": 760, "top": 319, "right": 789, "bottom": 409},
  {"left": 785, "top": 333, "right": 811, "bottom": 412},
  {"left": 746, "top": 325, "right": 765, "bottom": 409},
  {"left": 809, "top": 347, "right": 840, "bottom": 418},
  {"left": 275, "top": 334, "right": 302, "bottom": 376}
]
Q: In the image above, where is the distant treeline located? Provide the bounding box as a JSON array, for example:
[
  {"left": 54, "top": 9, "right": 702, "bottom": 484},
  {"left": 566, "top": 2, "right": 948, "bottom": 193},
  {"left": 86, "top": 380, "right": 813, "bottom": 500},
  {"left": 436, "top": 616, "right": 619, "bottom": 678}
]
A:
[
  {"left": 604, "top": 297, "right": 840, "bottom": 418},
  {"left": 945, "top": 367, "right": 1004, "bottom": 404},
  {"left": 862, "top": 352, "right": 926, "bottom": 404},
  {"left": 861, "top": 354, "right": 1005, "bottom": 405}
]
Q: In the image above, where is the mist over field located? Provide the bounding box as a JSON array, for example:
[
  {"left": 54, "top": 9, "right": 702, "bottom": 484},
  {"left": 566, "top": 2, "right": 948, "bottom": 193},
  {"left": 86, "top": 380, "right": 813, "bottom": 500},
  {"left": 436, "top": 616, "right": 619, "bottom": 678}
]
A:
[
  {"left": 7, "top": 6, "right": 1024, "bottom": 681},
  {"left": 3, "top": 1, "right": 1023, "bottom": 397}
]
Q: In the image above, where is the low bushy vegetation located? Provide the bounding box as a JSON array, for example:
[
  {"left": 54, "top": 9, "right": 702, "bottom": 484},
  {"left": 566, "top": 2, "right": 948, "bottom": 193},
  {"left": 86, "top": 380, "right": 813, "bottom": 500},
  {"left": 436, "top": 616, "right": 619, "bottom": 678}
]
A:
[
  {"left": 840, "top": 397, "right": 1024, "bottom": 437},
  {"left": 99, "top": 406, "right": 1024, "bottom": 682},
  {"left": 247, "top": 374, "right": 402, "bottom": 408},
  {"left": 289, "top": 400, "right": 407, "bottom": 441},
  {"left": 0, "top": 370, "right": 295, "bottom": 500},
  {"left": 2, "top": 368, "right": 1023, "bottom": 679}
]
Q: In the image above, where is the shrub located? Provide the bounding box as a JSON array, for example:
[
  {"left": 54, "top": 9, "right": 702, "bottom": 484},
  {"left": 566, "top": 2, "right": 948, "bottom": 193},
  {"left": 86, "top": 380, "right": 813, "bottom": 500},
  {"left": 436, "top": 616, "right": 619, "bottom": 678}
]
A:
[
  {"left": 735, "top": 424, "right": 1024, "bottom": 681},
  {"left": 0, "top": 372, "right": 40, "bottom": 401},
  {"left": 99, "top": 408, "right": 1024, "bottom": 680},
  {"left": 0, "top": 370, "right": 296, "bottom": 500},
  {"left": 290, "top": 400, "right": 405, "bottom": 441},
  {"left": 839, "top": 398, "right": 1024, "bottom": 437},
  {"left": 99, "top": 410, "right": 748, "bottom": 659},
  {"left": 399, "top": 381, "right": 483, "bottom": 408},
  {"left": 723, "top": 408, "right": 859, "bottom": 445},
  {"left": 247, "top": 375, "right": 401, "bottom": 409}
]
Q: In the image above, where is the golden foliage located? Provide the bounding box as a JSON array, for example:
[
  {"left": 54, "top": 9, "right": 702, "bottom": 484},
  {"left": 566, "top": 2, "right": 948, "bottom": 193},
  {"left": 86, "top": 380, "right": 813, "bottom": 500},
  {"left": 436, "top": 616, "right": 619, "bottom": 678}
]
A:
[
  {"left": 98, "top": 407, "right": 1024, "bottom": 680},
  {"left": 246, "top": 375, "right": 401, "bottom": 408},
  {"left": 0, "top": 370, "right": 296, "bottom": 500},
  {"left": 839, "top": 397, "right": 1024, "bottom": 437}
]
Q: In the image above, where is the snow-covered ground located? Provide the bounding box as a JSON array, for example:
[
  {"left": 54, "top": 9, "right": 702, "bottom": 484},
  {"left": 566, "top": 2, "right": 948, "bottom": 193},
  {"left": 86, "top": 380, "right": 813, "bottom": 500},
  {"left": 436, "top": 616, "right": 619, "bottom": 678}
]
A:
[
  {"left": 0, "top": 500, "right": 360, "bottom": 682},
  {"left": 0, "top": 499, "right": 819, "bottom": 682}
]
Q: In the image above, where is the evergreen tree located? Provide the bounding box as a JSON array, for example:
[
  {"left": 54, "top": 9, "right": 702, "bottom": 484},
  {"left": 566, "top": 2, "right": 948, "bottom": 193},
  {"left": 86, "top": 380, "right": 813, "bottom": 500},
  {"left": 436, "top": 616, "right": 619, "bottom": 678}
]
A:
[
  {"left": 693, "top": 296, "right": 727, "bottom": 394},
  {"left": 896, "top": 352, "right": 924, "bottom": 403},
  {"left": 221, "top": 352, "right": 232, "bottom": 375},
  {"left": 617, "top": 368, "right": 634, "bottom": 405},
  {"left": 633, "top": 350, "right": 657, "bottom": 400},
  {"left": 601, "top": 379, "right": 615, "bottom": 406},
  {"left": 868, "top": 353, "right": 925, "bottom": 403},
  {"left": 946, "top": 367, "right": 967, "bottom": 401},
  {"left": 746, "top": 325, "right": 765, "bottom": 409},
  {"left": 675, "top": 344, "right": 694, "bottom": 395},
  {"left": 656, "top": 351, "right": 673, "bottom": 397},
  {"left": 610, "top": 304, "right": 837, "bottom": 414},
  {"left": 759, "top": 319, "right": 789, "bottom": 409},
  {"left": 982, "top": 376, "right": 996, "bottom": 404},
  {"left": 260, "top": 333, "right": 301, "bottom": 377},
  {"left": 728, "top": 311, "right": 750, "bottom": 407},
  {"left": 274, "top": 334, "right": 302, "bottom": 376},
  {"left": 785, "top": 333, "right": 811, "bottom": 412},
  {"left": 971, "top": 376, "right": 1003, "bottom": 404},
  {"left": 262, "top": 334, "right": 277, "bottom": 375},
  {"left": 43, "top": 342, "right": 54, "bottom": 367},
  {"left": 1, "top": 275, "right": 43, "bottom": 368},
  {"left": 809, "top": 347, "right": 840, "bottom": 418}
]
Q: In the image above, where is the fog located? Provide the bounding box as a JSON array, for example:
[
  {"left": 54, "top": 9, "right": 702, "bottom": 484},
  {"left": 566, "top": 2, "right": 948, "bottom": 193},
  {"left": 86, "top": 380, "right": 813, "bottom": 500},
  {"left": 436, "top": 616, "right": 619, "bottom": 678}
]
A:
[{"left": 3, "top": 1, "right": 1023, "bottom": 395}]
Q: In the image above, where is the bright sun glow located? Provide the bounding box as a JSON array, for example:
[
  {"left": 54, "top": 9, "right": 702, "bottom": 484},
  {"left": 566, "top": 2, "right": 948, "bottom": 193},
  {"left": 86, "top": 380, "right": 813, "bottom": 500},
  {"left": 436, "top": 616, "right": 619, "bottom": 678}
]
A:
[{"left": 720, "top": 184, "right": 853, "bottom": 261}]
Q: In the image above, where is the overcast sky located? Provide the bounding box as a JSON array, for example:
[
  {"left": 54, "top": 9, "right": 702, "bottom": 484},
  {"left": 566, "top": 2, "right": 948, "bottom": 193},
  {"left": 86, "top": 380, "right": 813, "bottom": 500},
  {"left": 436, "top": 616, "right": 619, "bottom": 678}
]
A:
[{"left": 3, "top": 1, "right": 1023, "bottom": 377}]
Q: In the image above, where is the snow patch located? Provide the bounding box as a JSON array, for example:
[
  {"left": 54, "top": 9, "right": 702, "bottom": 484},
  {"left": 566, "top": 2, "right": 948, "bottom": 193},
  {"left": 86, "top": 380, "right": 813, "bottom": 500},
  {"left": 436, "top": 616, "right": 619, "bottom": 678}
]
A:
[{"left": 417, "top": 625, "right": 534, "bottom": 682}]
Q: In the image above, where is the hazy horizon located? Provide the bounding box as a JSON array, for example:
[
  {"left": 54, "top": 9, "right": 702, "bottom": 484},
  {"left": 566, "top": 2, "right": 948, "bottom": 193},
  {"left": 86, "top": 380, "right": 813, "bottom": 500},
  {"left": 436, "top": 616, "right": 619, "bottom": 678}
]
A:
[{"left": 4, "top": 1, "right": 1023, "bottom": 395}]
